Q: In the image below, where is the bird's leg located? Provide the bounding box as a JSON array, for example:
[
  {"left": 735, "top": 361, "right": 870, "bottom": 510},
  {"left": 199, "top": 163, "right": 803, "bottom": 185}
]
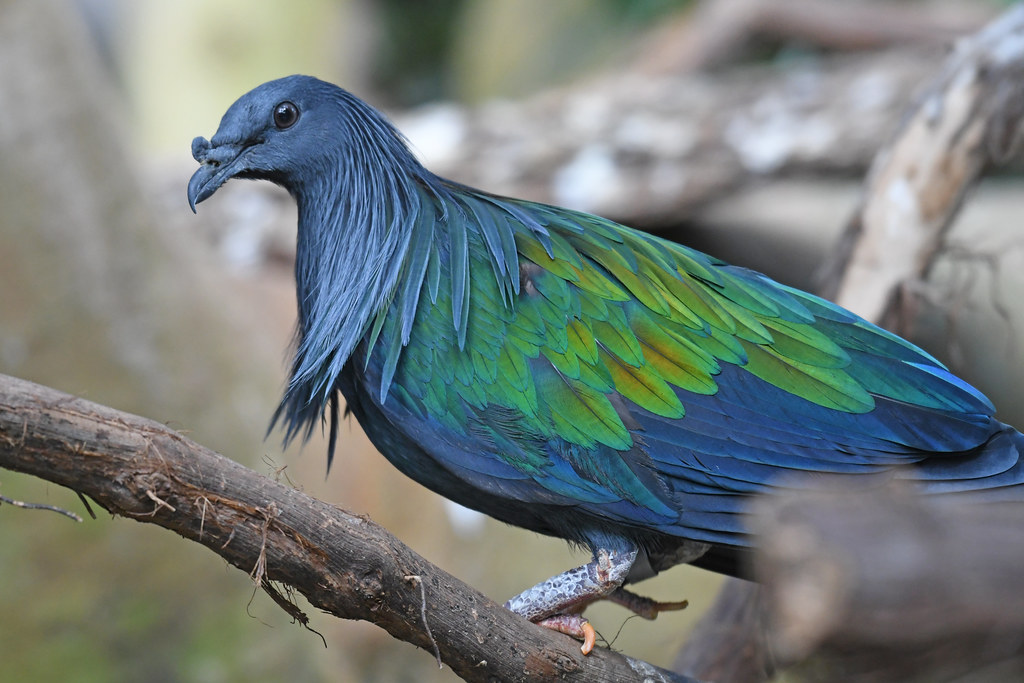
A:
[
  {"left": 606, "top": 587, "right": 689, "bottom": 620},
  {"left": 504, "top": 547, "right": 637, "bottom": 621},
  {"left": 504, "top": 547, "right": 637, "bottom": 654}
]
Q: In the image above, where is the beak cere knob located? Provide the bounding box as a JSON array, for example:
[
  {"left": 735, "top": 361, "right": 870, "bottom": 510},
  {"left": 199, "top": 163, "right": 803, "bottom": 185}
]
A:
[
  {"left": 187, "top": 137, "right": 244, "bottom": 213},
  {"left": 191, "top": 136, "right": 212, "bottom": 162}
]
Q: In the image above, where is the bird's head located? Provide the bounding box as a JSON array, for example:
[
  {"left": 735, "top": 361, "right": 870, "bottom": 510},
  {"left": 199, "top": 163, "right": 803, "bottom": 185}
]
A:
[
  {"left": 187, "top": 77, "right": 433, "bottom": 456},
  {"left": 188, "top": 74, "right": 383, "bottom": 212}
]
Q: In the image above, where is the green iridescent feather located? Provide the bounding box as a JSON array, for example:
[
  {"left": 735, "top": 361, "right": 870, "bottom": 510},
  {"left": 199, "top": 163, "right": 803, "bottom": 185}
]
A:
[{"left": 361, "top": 184, "right": 990, "bottom": 515}]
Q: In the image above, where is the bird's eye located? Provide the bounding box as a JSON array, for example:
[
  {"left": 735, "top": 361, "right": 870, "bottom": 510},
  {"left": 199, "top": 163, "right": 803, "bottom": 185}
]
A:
[{"left": 273, "top": 101, "right": 299, "bottom": 130}]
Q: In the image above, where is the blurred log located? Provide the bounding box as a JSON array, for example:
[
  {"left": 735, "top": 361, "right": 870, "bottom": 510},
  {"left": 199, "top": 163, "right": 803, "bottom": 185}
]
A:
[
  {"left": 819, "top": 4, "right": 1024, "bottom": 325},
  {"left": 0, "top": 373, "right": 698, "bottom": 683},
  {"left": 753, "top": 485, "right": 1024, "bottom": 682},
  {"left": 673, "top": 577, "right": 772, "bottom": 683},
  {"left": 401, "top": 50, "right": 935, "bottom": 227},
  {"left": 636, "top": 0, "right": 990, "bottom": 75}
]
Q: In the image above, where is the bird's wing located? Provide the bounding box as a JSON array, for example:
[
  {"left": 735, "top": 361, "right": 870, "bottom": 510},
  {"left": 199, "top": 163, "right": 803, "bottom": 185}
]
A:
[{"left": 369, "top": 185, "right": 1003, "bottom": 544}]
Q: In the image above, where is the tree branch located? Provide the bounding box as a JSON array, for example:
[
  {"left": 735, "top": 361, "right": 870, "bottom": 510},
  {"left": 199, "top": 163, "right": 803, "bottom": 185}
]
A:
[
  {"left": 0, "top": 373, "right": 697, "bottom": 683},
  {"left": 634, "top": 0, "right": 990, "bottom": 75},
  {"left": 818, "top": 4, "right": 1024, "bottom": 324}
]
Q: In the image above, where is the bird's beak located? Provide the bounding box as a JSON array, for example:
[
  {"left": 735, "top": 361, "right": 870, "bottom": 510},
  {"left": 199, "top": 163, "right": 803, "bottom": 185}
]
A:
[{"left": 187, "top": 136, "right": 250, "bottom": 213}]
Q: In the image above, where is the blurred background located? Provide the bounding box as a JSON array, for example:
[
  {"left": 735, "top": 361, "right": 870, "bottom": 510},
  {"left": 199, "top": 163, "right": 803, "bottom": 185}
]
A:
[{"left": 1, "top": 0, "right": 1021, "bottom": 681}]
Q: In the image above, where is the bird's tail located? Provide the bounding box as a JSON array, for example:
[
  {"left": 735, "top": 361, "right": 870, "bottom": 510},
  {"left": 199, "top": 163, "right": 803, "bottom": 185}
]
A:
[{"left": 906, "top": 422, "right": 1024, "bottom": 502}]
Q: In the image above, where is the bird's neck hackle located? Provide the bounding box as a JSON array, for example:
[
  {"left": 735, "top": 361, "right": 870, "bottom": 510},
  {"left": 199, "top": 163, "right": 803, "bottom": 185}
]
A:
[{"left": 276, "top": 94, "right": 433, "bottom": 445}]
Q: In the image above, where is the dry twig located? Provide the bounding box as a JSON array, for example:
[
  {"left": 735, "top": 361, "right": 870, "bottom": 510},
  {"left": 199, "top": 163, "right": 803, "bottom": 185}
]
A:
[{"left": 0, "top": 490, "right": 82, "bottom": 522}]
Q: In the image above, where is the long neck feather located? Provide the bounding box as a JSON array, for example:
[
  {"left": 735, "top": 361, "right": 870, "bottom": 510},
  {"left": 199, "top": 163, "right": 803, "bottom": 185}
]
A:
[
  {"left": 273, "top": 93, "right": 432, "bottom": 447},
  {"left": 271, "top": 91, "right": 543, "bottom": 457}
]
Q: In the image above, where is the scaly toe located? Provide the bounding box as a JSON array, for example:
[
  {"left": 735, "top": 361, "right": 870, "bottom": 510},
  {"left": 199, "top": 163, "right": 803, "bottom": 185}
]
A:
[
  {"left": 536, "top": 614, "right": 598, "bottom": 655},
  {"left": 608, "top": 587, "right": 689, "bottom": 620}
]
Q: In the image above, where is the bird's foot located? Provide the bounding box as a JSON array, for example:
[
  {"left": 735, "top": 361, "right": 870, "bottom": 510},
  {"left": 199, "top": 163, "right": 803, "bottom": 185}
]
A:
[
  {"left": 607, "top": 587, "right": 689, "bottom": 620},
  {"left": 504, "top": 546, "right": 637, "bottom": 654},
  {"left": 536, "top": 614, "right": 598, "bottom": 655}
]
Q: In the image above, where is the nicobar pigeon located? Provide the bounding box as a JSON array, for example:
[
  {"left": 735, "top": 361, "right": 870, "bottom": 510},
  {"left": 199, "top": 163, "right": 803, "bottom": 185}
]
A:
[{"left": 188, "top": 75, "right": 1024, "bottom": 654}]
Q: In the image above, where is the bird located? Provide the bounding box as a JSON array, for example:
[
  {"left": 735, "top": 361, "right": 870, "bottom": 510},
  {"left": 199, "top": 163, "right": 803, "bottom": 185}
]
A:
[{"left": 188, "top": 75, "right": 1024, "bottom": 653}]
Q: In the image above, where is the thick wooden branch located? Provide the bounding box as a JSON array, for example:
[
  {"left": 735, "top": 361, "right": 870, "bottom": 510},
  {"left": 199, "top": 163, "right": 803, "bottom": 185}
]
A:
[
  {"left": 753, "top": 486, "right": 1024, "bottom": 682},
  {"left": 0, "top": 373, "right": 696, "bottom": 683}
]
